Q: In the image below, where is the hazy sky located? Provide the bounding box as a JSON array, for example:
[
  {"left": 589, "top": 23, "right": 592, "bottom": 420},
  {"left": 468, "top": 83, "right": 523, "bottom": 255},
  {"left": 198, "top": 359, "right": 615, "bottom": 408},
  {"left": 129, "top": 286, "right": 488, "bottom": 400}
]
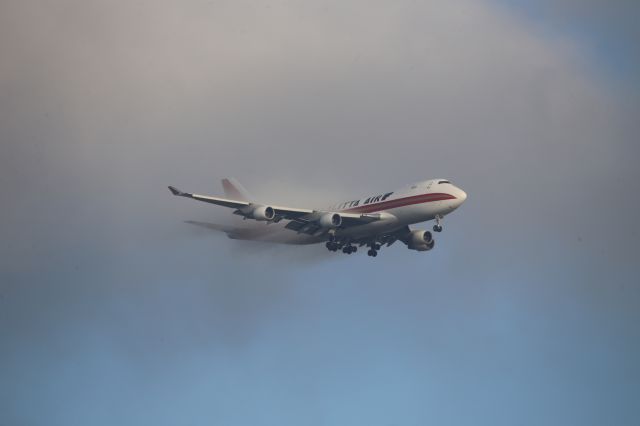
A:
[{"left": 1, "top": 1, "right": 639, "bottom": 425}]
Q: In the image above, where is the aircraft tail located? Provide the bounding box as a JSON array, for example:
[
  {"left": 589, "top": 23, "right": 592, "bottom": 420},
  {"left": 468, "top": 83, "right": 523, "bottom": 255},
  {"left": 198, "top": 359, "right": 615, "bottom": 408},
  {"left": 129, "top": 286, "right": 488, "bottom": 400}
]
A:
[{"left": 221, "top": 177, "right": 253, "bottom": 201}]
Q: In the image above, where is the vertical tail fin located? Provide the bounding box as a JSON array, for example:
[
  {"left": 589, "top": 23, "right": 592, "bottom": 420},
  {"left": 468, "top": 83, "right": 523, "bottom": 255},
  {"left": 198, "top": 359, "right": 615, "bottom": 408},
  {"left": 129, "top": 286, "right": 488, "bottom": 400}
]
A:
[{"left": 221, "top": 178, "right": 253, "bottom": 201}]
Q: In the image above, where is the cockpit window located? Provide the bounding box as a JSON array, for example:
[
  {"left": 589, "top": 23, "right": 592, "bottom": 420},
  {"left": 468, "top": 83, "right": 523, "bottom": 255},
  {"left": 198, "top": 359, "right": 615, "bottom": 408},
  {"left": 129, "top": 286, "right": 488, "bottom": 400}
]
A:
[{"left": 437, "top": 180, "right": 450, "bottom": 184}]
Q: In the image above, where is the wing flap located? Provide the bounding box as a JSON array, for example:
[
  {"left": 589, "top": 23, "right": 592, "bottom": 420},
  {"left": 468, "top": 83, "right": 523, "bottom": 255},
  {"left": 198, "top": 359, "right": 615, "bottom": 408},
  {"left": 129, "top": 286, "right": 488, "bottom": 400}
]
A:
[
  {"left": 339, "top": 212, "right": 382, "bottom": 226},
  {"left": 271, "top": 206, "right": 314, "bottom": 220},
  {"left": 284, "top": 220, "right": 305, "bottom": 232}
]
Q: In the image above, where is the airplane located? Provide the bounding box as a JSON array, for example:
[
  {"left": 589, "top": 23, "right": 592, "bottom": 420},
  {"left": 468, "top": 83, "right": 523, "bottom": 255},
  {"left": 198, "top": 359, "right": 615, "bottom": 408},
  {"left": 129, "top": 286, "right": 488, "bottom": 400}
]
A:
[{"left": 168, "top": 178, "right": 467, "bottom": 257}]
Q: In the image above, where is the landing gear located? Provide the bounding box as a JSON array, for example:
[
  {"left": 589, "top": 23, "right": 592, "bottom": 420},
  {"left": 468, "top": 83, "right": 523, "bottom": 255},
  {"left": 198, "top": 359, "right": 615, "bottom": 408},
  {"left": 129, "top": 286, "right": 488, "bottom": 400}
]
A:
[
  {"left": 366, "top": 241, "right": 380, "bottom": 257},
  {"left": 325, "top": 231, "right": 341, "bottom": 252},
  {"left": 325, "top": 234, "right": 378, "bottom": 256},
  {"left": 433, "top": 215, "right": 443, "bottom": 232},
  {"left": 326, "top": 238, "right": 383, "bottom": 257},
  {"left": 327, "top": 237, "right": 358, "bottom": 254},
  {"left": 325, "top": 241, "right": 339, "bottom": 252},
  {"left": 342, "top": 245, "right": 356, "bottom": 254}
]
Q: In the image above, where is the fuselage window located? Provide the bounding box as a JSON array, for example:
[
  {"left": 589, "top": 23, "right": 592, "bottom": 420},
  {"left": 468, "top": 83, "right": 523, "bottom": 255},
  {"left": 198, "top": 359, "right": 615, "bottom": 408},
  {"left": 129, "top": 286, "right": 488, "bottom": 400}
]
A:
[{"left": 437, "top": 180, "right": 450, "bottom": 184}]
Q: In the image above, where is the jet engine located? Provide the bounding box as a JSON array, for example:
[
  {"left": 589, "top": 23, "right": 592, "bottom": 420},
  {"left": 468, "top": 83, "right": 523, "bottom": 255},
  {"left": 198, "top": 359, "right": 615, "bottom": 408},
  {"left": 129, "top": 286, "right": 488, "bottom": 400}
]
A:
[
  {"left": 318, "top": 213, "right": 342, "bottom": 228},
  {"left": 408, "top": 230, "right": 435, "bottom": 251},
  {"left": 251, "top": 205, "right": 276, "bottom": 221}
]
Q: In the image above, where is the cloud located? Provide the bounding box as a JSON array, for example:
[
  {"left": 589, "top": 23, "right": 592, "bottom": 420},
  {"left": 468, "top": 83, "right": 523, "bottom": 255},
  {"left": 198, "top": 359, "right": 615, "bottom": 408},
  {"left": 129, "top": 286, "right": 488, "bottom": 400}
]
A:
[
  {"left": 1, "top": 1, "right": 638, "bottom": 425},
  {"left": 493, "top": 0, "right": 640, "bottom": 86}
]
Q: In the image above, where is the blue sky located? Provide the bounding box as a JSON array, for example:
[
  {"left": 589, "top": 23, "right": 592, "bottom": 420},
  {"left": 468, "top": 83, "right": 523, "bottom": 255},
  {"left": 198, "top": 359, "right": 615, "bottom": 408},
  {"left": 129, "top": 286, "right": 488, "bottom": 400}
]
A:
[
  {"left": 1, "top": 1, "right": 638, "bottom": 425},
  {"left": 496, "top": 0, "right": 640, "bottom": 78}
]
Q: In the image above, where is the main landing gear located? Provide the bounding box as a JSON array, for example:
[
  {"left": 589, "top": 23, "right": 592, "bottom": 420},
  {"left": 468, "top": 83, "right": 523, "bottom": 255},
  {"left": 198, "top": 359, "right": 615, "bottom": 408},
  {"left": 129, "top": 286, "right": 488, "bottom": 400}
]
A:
[
  {"left": 342, "top": 245, "right": 357, "bottom": 254},
  {"left": 325, "top": 234, "right": 357, "bottom": 254},
  {"left": 325, "top": 233, "right": 338, "bottom": 252},
  {"left": 325, "top": 241, "right": 339, "bottom": 252},
  {"left": 325, "top": 240, "right": 381, "bottom": 257},
  {"left": 325, "top": 234, "right": 363, "bottom": 256},
  {"left": 325, "top": 232, "right": 382, "bottom": 257},
  {"left": 433, "top": 214, "right": 443, "bottom": 233},
  {"left": 367, "top": 243, "right": 381, "bottom": 257},
  {"left": 325, "top": 241, "right": 357, "bottom": 254}
]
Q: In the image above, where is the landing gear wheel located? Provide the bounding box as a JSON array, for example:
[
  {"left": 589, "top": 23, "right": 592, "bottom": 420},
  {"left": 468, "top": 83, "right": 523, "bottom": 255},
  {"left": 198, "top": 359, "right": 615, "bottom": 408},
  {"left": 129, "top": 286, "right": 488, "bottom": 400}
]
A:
[
  {"left": 433, "top": 215, "right": 443, "bottom": 232},
  {"left": 343, "top": 245, "right": 356, "bottom": 254},
  {"left": 327, "top": 241, "right": 339, "bottom": 251}
]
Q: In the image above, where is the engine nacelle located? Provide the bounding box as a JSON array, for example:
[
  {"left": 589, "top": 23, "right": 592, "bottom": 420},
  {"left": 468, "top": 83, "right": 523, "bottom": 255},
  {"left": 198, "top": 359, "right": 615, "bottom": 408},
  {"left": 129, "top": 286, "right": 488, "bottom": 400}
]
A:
[
  {"left": 318, "top": 212, "right": 342, "bottom": 228},
  {"left": 408, "top": 230, "right": 435, "bottom": 251},
  {"left": 251, "top": 205, "right": 275, "bottom": 221}
]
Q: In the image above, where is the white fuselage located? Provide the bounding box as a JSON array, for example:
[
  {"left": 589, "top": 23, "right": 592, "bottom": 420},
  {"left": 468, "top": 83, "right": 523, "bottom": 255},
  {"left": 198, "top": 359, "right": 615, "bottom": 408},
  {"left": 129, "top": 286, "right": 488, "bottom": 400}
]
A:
[{"left": 282, "top": 179, "right": 467, "bottom": 244}]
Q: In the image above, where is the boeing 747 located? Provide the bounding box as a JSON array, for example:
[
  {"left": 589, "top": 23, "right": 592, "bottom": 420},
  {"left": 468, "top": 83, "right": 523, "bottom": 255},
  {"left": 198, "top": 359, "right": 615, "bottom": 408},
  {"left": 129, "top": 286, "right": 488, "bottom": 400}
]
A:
[{"left": 169, "top": 178, "right": 466, "bottom": 257}]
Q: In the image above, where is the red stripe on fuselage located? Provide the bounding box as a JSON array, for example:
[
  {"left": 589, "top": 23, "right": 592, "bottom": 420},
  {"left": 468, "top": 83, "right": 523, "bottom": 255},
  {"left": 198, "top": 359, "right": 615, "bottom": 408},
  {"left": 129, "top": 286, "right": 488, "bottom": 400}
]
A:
[{"left": 342, "top": 192, "right": 456, "bottom": 214}]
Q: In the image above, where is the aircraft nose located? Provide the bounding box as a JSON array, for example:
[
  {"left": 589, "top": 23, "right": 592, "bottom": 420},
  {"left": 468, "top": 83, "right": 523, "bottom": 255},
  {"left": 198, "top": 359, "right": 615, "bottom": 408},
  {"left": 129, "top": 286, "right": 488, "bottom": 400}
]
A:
[{"left": 455, "top": 187, "right": 467, "bottom": 205}]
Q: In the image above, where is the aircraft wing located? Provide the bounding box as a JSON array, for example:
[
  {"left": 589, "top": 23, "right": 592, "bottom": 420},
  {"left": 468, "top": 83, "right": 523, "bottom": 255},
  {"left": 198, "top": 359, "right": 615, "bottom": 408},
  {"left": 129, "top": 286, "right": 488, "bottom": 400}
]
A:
[
  {"left": 169, "top": 186, "right": 250, "bottom": 209},
  {"left": 169, "top": 186, "right": 383, "bottom": 234}
]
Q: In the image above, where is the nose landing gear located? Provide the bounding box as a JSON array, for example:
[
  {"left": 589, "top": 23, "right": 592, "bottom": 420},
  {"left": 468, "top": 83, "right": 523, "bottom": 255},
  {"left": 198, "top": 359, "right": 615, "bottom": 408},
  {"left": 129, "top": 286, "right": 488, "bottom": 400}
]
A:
[{"left": 433, "top": 214, "right": 443, "bottom": 232}]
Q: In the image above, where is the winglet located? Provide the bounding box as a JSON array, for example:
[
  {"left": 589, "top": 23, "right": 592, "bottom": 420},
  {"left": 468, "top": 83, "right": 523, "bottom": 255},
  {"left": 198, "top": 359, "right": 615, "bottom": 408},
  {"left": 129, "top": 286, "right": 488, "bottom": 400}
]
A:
[{"left": 168, "top": 186, "right": 187, "bottom": 196}]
